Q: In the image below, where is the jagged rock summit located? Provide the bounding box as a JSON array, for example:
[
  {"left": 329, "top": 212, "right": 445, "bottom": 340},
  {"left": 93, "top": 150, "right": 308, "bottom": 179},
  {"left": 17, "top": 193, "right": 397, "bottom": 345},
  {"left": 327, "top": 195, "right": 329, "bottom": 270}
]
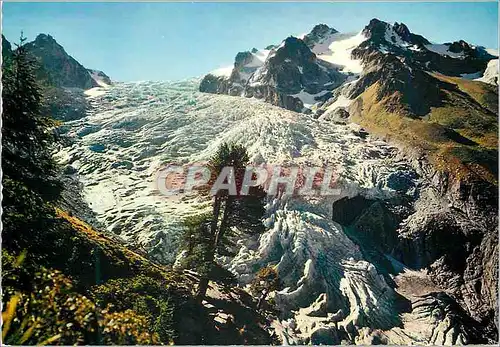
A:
[
  {"left": 24, "top": 33, "right": 98, "bottom": 89},
  {"left": 197, "top": 18, "right": 498, "bottom": 344},
  {"left": 200, "top": 18, "right": 498, "bottom": 113},
  {"left": 2, "top": 33, "right": 113, "bottom": 90}
]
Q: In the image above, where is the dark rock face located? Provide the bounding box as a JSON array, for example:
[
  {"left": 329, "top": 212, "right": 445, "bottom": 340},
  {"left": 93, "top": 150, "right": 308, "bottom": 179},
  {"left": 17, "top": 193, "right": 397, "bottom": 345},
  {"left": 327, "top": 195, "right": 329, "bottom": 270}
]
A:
[
  {"left": 393, "top": 22, "right": 411, "bottom": 42},
  {"left": 2, "top": 35, "right": 13, "bottom": 62},
  {"left": 302, "top": 24, "right": 338, "bottom": 49},
  {"left": 331, "top": 195, "right": 375, "bottom": 225},
  {"left": 234, "top": 51, "right": 255, "bottom": 68},
  {"left": 200, "top": 34, "right": 345, "bottom": 112},
  {"left": 244, "top": 84, "right": 304, "bottom": 112},
  {"left": 199, "top": 74, "right": 231, "bottom": 94},
  {"left": 448, "top": 40, "right": 473, "bottom": 54},
  {"left": 250, "top": 37, "right": 344, "bottom": 95},
  {"left": 25, "top": 34, "right": 98, "bottom": 89}
]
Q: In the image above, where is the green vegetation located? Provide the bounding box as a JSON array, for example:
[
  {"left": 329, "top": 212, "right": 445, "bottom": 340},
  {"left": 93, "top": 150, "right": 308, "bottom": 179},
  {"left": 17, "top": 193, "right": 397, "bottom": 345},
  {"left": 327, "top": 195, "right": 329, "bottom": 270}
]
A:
[
  {"left": 349, "top": 76, "right": 498, "bottom": 185},
  {"left": 249, "top": 266, "right": 283, "bottom": 311},
  {"left": 2, "top": 252, "right": 159, "bottom": 345}
]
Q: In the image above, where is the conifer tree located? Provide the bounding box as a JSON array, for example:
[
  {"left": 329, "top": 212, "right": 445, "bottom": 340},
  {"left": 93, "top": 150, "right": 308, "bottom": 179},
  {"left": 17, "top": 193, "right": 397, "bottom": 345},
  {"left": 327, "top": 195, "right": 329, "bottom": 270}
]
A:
[
  {"left": 182, "top": 142, "right": 266, "bottom": 299},
  {"left": 2, "top": 33, "right": 62, "bottom": 251}
]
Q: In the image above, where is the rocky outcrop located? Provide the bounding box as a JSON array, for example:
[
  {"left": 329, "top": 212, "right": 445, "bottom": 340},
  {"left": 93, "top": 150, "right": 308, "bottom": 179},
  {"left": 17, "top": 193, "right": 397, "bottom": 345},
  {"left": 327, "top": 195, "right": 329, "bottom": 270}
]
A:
[
  {"left": 200, "top": 34, "right": 345, "bottom": 112},
  {"left": 302, "top": 24, "right": 338, "bottom": 49},
  {"left": 248, "top": 37, "right": 344, "bottom": 95},
  {"left": 2, "top": 35, "right": 13, "bottom": 62},
  {"left": 244, "top": 84, "right": 305, "bottom": 112},
  {"left": 25, "top": 34, "right": 98, "bottom": 89},
  {"left": 87, "top": 69, "right": 112, "bottom": 86}
]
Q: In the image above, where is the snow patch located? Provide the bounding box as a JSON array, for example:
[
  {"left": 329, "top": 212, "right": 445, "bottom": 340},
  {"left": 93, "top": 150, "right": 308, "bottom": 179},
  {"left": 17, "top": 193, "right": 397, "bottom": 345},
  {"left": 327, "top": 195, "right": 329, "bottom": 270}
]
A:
[
  {"left": 424, "top": 44, "right": 465, "bottom": 59},
  {"left": 210, "top": 66, "right": 233, "bottom": 77},
  {"left": 84, "top": 87, "right": 108, "bottom": 98},
  {"left": 316, "top": 31, "right": 367, "bottom": 74},
  {"left": 485, "top": 48, "right": 499, "bottom": 57},
  {"left": 460, "top": 71, "right": 483, "bottom": 80},
  {"left": 475, "top": 59, "right": 498, "bottom": 85},
  {"left": 290, "top": 89, "right": 330, "bottom": 108}
]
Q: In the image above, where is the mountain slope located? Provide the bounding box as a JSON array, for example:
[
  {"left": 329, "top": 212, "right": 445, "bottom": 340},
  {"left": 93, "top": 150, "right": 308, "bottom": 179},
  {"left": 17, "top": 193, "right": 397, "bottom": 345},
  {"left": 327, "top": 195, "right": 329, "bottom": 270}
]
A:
[
  {"left": 59, "top": 79, "right": 497, "bottom": 343},
  {"left": 24, "top": 34, "right": 98, "bottom": 89},
  {"left": 194, "top": 18, "right": 499, "bottom": 343}
]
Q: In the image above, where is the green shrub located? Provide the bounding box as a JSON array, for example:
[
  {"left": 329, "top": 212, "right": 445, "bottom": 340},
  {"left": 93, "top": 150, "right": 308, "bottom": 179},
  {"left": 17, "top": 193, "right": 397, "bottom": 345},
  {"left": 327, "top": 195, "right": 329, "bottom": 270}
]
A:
[
  {"left": 92, "top": 275, "right": 175, "bottom": 344},
  {"left": 2, "top": 251, "right": 159, "bottom": 345}
]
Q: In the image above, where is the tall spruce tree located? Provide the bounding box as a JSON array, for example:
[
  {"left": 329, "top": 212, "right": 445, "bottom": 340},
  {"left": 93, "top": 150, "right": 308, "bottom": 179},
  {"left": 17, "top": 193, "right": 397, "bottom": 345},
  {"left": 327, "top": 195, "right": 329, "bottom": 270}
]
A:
[
  {"left": 2, "top": 33, "right": 62, "bottom": 251},
  {"left": 191, "top": 142, "right": 266, "bottom": 299}
]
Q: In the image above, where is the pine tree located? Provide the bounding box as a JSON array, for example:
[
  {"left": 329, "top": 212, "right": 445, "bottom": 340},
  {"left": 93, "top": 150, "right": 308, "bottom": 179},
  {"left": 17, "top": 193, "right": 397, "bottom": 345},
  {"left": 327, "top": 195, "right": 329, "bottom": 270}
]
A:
[
  {"left": 2, "top": 33, "right": 62, "bottom": 252},
  {"left": 182, "top": 142, "right": 266, "bottom": 299}
]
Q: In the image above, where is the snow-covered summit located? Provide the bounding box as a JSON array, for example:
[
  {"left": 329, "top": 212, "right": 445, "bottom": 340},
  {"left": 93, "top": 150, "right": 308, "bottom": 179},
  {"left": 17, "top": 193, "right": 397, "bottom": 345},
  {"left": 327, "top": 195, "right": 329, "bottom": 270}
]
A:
[{"left": 200, "top": 17, "right": 497, "bottom": 115}]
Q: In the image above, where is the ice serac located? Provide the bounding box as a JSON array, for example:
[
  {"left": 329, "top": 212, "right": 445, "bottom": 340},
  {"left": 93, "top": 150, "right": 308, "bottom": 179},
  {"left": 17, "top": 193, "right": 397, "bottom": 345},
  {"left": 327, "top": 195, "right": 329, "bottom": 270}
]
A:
[{"left": 475, "top": 58, "right": 499, "bottom": 85}]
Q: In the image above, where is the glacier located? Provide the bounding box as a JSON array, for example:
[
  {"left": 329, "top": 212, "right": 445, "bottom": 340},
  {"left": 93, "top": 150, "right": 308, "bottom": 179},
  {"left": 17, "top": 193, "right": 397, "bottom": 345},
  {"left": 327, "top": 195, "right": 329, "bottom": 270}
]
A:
[{"left": 56, "top": 79, "right": 492, "bottom": 344}]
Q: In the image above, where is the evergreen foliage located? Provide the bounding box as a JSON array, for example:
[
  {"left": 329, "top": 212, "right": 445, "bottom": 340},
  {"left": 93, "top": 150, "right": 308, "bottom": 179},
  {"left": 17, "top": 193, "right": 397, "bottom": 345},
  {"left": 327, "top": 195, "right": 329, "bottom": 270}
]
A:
[
  {"left": 2, "top": 33, "right": 62, "bottom": 253},
  {"left": 177, "top": 142, "right": 267, "bottom": 298}
]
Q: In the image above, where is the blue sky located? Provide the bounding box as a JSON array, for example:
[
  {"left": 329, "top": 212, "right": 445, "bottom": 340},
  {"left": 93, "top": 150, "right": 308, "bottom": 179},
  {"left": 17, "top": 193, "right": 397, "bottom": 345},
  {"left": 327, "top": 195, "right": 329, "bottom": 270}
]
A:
[{"left": 3, "top": 2, "right": 498, "bottom": 82}]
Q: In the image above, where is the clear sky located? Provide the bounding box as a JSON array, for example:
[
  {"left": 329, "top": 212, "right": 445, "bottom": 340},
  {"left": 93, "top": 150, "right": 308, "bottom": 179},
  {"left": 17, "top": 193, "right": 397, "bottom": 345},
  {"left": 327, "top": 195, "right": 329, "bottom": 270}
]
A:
[{"left": 3, "top": 2, "right": 498, "bottom": 82}]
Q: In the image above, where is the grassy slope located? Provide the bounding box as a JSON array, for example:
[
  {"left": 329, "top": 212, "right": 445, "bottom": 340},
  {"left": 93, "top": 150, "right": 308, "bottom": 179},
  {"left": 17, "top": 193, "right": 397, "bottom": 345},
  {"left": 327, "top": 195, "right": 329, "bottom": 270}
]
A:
[
  {"left": 349, "top": 76, "right": 498, "bottom": 185},
  {"left": 45, "top": 209, "right": 273, "bottom": 344}
]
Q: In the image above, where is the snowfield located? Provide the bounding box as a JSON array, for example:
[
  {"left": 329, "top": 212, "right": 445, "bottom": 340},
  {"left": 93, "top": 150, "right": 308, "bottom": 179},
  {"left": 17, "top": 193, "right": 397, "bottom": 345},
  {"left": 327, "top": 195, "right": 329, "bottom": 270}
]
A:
[{"left": 314, "top": 31, "right": 367, "bottom": 74}]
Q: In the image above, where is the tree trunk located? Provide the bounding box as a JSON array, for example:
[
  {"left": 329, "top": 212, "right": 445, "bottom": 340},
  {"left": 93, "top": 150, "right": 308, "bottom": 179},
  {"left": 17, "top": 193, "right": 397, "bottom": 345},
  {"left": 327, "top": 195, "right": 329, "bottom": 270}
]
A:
[
  {"left": 215, "top": 196, "right": 233, "bottom": 247},
  {"left": 196, "top": 276, "right": 210, "bottom": 300},
  {"left": 198, "top": 195, "right": 233, "bottom": 300},
  {"left": 256, "top": 289, "right": 268, "bottom": 311}
]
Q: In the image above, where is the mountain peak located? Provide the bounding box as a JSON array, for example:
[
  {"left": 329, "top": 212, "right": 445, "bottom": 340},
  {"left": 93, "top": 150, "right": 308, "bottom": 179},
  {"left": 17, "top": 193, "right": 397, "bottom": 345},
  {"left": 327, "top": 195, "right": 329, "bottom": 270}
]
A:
[
  {"left": 393, "top": 22, "right": 411, "bottom": 41},
  {"left": 310, "top": 23, "right": 338, "bottom": 36},
  {"left": 362, "top": 18, "right": 390, "bottom": 39},
  {"left": 34, "top": 33, "right": 58, "bottom": 44},
  {"left": 25, "top": 33, "right": 98, "bottom": 89},
  {"left": 273, "top": 36, "right": 316, "bottom": 63},
  {"left": 302, "top": 24, "right": 339, "bottom": 49}
]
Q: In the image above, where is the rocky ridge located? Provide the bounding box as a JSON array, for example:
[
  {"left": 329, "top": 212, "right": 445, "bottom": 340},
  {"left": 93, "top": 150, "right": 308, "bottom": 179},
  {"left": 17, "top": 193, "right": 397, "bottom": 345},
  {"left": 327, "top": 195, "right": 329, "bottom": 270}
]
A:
[
  {"left": 2, "top": 34, "right": 112, "bottom": 121},
  {"left": 197, "top": 18, "right": 498, "bottom": 344}
]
